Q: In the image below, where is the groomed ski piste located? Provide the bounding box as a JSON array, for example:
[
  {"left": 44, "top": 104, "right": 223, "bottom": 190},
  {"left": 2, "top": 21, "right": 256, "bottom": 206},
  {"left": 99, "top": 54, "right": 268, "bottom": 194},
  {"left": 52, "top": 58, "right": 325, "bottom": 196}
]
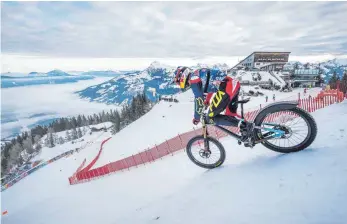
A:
[{"left": 2, "top": 87, "right": 346, "bottom": 224}]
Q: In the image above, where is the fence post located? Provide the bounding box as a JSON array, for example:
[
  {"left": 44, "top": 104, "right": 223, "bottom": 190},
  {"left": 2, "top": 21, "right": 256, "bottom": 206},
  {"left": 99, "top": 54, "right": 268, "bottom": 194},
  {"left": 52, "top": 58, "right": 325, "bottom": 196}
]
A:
[
  {"left": 148, "top": 147, "right": 155, "bottom": 162},
  {"left": 139, "top": 151, "right": 145, "bottom": 166},
  {"left": 214, "top": 126, "right": 219, "bottom": 139},
  {"left": 178, "top": 133, "right": 184, "bottom": 151},
  {"left": 329, "top": 95, "right": 332, "bottom": 105},
  {"left": 146, "top": 148, "right": 152, "bottom": 163},
  {"left": 166, "top": 140, "right": 173, "bottom": 156},
  {"left": 304, "top": 98, "right": 307, "bottom": 111},
  {"left": 132, "top": 155, "right": 138, "bottom": 168},
  {"left": 155, "top": 144, "right": 162, "bottom": 160},
  {"left": 123, "top": 159, "right": 130, "bottom": 171}
]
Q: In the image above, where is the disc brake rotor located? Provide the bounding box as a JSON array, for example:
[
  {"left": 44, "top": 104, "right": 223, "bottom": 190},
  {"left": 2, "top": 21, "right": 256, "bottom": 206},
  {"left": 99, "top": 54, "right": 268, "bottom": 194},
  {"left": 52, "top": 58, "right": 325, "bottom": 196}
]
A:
[{"left": 199, "top": 149, "right": 211, "bottom": 158}]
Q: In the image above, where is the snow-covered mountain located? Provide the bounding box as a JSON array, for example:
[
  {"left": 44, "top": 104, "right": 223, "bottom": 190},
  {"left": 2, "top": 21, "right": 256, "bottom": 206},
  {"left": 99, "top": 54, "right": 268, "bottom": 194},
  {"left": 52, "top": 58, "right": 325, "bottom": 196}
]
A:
[
  {"left": 28, "top": 72, "right": 47, "bottom": 76},
  {"left": 76, "top": 62, "right": 230, "bottom": 106},
  {"left": 28, "top": 70, "right": 72, "bottom": 77},
  {"left": 80, "top": 70, "right": 132, "bottom": 77}
]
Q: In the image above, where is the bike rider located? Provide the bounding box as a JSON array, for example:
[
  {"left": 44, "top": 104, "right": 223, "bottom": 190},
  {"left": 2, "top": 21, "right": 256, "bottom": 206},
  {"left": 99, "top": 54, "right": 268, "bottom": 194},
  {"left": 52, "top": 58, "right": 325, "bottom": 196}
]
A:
[{"left": 173, "top": 66, "right": 254, "bottom": 142}]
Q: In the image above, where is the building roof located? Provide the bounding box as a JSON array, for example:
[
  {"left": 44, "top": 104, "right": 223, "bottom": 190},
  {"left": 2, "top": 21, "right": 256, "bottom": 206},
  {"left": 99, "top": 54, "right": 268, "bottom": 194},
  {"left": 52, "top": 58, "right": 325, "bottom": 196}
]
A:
[
  {"left": 232, "top": 51, "right": 291, "bottom": 69},
  {"left": 252, "top": 51, "right": 291, "bottom": 54}
]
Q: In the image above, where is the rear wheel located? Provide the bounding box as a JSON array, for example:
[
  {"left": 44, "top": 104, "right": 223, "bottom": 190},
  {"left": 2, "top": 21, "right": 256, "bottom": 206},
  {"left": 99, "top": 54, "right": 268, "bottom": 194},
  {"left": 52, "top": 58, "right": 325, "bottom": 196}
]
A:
[
  {"left": 254, "top": 107, "right": 317, "bottom": 153},
  {"left": 186, "top": 136, "right": 226, "bottom": 169}
]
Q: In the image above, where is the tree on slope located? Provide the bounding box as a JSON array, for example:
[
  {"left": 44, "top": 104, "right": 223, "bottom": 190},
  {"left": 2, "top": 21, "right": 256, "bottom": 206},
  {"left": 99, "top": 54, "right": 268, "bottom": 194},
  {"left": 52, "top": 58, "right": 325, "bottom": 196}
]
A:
[
  {"left": 77, "top": 128, "right": 83, "bottom": 138},
  {"left": 58, "top": 137, "right": 65, "bottom": 145},
  {"left": 111, "top": 110, "right": 121, "bottom": 135},
  {"left": 9, "top": 142, "right": 23, "bottom": 167},
  {"left": 65, "top": 130, "right": 71, "bottom": 141},
  {"left": 71, "top": 128, "right": 78, "bottom": 140},
  {"left": 46, "top": 133, "right": 55, "bottom": 148},
  {"left": 22, "top": 138, "right": 34, "bottom": 154},
  {"left": 341, "top": 72, "right": 347, "bottom": 93},
  {"left": 329, "top": 71, "right": 338, "bottom": 89}
]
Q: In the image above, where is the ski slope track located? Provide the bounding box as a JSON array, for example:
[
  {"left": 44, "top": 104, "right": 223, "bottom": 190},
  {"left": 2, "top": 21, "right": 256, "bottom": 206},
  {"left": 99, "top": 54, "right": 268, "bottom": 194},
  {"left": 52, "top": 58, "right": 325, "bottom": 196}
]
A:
[{"left": 2, "top": 92, "right": 346, "bottom": 224}]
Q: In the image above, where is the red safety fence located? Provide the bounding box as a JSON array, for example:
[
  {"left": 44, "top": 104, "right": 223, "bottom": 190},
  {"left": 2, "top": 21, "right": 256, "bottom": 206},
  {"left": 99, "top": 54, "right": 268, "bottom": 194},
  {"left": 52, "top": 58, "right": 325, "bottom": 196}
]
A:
[
  {"left": 79, "top": 137, "right": 112, "bottom": 173},
  {"left": 68, "top": 137, "right": 111, "bottom": 184},
  {"left": 69, "top": 92, "right": 346, "bottom": 185}
]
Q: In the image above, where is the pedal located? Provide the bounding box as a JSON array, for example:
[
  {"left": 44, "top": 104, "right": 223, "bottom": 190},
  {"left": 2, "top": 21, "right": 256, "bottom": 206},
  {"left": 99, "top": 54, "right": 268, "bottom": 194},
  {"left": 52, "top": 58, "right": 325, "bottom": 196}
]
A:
[
  {"left": 243, "top": 138, "right": 255, "bottom": 148},
  {"left": 244, "top": 143, "right": 254, "bottom": 148},
  {"left": 237, "top": 140, "right": 242, "bottom": 145},
  {"left": 244, "top": 142, "right": 251, "bottom": 148}
]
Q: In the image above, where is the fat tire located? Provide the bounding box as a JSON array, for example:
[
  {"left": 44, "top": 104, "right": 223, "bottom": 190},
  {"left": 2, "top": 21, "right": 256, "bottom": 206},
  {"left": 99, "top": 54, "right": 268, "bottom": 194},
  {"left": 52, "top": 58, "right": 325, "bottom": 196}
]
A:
[
  {"left": 186, "top": 136, "right": 226, "bottom": 169},
  {"left": 254, "top": 107, "right": 317, "bottom": 153}
]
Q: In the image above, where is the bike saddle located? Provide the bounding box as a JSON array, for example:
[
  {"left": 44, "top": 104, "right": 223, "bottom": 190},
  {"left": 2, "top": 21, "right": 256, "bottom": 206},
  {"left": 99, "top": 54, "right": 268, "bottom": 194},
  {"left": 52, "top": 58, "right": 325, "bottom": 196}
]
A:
[{"left": 235, "top": 98, "right": 250, "bottom": 104}]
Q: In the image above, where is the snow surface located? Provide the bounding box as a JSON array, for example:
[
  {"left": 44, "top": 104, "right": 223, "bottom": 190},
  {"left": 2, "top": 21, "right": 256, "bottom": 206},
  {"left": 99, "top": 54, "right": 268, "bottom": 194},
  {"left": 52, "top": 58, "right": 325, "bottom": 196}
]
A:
[
  {"left": 2, "top": 90, "right": 345, "bottom": 224},
  {"left": 235, "top": 71, "right": 286, "bottom": 87},
  {"left": 31, "top": 122, "right": 112, "bottom": 162}
]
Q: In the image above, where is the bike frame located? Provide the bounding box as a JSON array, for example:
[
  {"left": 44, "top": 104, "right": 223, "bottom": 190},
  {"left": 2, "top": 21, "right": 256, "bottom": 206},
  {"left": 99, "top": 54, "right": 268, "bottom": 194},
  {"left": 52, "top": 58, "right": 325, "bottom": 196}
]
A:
[{"left": 201, "top": 101, "right": 285, "bottom": 145}]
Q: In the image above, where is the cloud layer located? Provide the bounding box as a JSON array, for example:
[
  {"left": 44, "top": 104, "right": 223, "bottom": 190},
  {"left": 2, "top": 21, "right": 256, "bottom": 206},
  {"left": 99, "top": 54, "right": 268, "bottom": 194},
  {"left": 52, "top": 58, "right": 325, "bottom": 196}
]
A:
[{"left": 2, "top": 1, "right": 347, "bottom": 58}]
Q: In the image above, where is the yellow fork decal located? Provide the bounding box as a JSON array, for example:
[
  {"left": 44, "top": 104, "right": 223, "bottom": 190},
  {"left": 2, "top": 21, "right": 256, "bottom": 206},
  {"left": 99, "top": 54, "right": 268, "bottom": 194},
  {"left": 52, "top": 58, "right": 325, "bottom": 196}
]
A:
[{"left": 196, "top": 97, "right": 204, "bottom": 114}]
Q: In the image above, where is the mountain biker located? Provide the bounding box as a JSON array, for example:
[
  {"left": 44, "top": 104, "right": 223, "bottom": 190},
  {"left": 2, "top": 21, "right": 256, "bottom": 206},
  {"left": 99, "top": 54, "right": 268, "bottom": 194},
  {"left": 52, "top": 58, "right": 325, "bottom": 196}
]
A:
[{"left": 173, "top": 66, "right": 253, "bottom": 142}]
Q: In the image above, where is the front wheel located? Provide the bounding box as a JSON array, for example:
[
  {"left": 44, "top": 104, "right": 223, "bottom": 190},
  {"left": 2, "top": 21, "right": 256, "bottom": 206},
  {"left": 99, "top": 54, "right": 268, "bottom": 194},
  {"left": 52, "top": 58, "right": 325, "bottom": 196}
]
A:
[
  {"left": 186, "top": 136, "right": 226, "bottom": 169},
  {"left": 254, "top": 107, "right": 317, "bottom": 153}
]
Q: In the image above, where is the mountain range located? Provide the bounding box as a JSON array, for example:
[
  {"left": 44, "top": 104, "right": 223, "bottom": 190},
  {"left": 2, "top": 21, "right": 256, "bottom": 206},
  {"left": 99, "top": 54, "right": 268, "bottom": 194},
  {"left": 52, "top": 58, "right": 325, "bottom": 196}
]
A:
[
  {"left": 2, "top": 58, "right": 346, "bottom": 106},
  {"left": 284, "top": 58, "right": 347, "bottom": 80}
]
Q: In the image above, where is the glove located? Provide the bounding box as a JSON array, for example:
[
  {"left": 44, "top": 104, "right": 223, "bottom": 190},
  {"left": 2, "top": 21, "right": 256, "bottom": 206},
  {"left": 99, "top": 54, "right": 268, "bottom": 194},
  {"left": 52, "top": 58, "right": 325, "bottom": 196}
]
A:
[{"left": 192, "top": 118, "right": 200, "bottom": 125}]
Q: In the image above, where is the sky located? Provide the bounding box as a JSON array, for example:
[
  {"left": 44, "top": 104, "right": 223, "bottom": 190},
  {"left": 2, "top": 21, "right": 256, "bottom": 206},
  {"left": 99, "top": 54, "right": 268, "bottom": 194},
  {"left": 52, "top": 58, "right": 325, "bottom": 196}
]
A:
[{"left": 1, "top": 1, "right": 347, "bottom": 73}]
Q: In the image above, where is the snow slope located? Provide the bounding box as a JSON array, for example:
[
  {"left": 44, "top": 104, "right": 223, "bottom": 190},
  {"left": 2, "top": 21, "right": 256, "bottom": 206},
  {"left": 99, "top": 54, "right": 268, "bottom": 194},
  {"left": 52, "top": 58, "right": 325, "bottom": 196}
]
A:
[
  {"left": 31, "top": 122, "right": 112, "bottom": 162},
  {"left": 2, "top": 92, "right": 345, "bottom": 224},
  {"left": 124, "top": 101, "right": 347, "bottom": 224}
]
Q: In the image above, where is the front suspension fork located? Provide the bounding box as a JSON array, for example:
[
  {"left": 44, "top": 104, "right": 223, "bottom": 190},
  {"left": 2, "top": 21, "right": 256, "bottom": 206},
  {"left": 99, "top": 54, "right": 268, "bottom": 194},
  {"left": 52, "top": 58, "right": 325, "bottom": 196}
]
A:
[{"left": 202, "top": 117, "right": 210, "bottom": 152}]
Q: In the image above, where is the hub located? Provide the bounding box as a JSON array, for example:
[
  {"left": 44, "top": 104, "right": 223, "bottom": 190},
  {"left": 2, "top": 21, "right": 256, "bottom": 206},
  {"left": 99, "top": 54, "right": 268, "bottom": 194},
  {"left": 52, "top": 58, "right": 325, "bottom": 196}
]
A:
[
  {"left": 274, "top": 125, "right": 292, "bottom": 139},
  {"left": 199, "top": 149, "right": 211, "bottom": 158}
]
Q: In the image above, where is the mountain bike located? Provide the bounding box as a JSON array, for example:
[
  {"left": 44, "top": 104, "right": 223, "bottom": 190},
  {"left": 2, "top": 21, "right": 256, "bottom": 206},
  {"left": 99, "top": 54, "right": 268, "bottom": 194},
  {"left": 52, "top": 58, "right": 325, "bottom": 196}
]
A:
[{"left": 186, "top": 98, "right": 318, "bottom": 169}]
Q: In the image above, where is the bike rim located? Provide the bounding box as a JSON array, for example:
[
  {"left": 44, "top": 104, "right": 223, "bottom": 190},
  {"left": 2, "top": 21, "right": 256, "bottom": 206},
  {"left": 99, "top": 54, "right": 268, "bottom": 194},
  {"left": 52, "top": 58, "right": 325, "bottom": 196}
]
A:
[
  {"left": 260, "top": 110, "right": 311, "bottom": 149},
  {"left": 190, "top": 139, "right": 222, "bottom": 166}
]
